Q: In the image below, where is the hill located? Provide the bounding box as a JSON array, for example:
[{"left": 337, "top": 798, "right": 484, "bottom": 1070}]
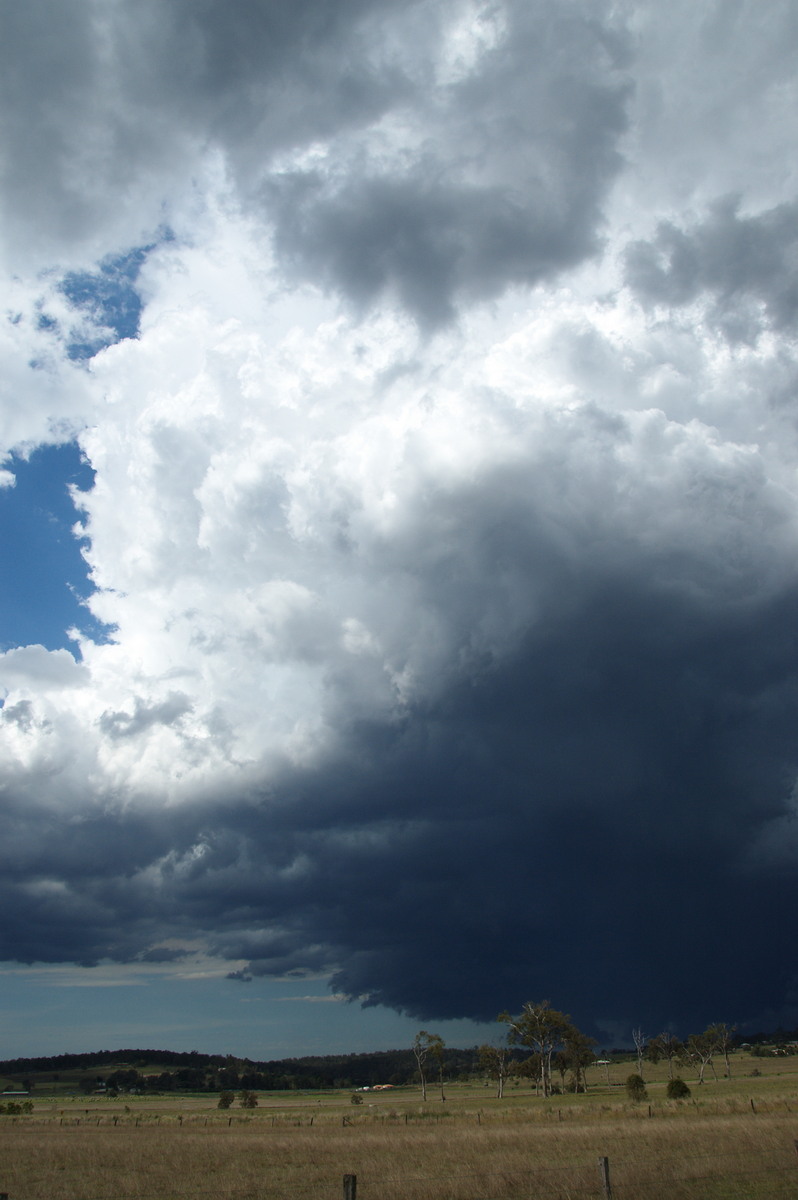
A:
[{"left": 0, "top": 1046, "right": 485, "bottom": 1095}]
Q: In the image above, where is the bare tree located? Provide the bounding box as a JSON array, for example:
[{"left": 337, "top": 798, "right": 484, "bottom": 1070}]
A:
[{"left": 413, "top": 1031, "right": 444, "bottom": 1102}]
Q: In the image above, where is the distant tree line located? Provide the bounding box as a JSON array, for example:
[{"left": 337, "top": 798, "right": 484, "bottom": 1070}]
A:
[
  {"left": 420, "top": 1006, "right": 788, "bottom": 1099},
  {"left": 0, "top": 1049, "right": 228, "bottom": 1075},
  {"left": 2, "top": 1017, "right": 795, "bottom": 1096},
  {"left": 0, "top": 1047, "right": 485, "bottom": 1093}
]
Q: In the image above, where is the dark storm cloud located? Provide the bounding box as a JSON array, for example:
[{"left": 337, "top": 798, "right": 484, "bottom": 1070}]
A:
[
  {"left": 624, "top": 198, "right": 798, "bottom": 344},
  {"left": 3, "top": 412, "right": 798, "bottom": 1034},
  {"left": 138, "top": 946, "right": 190, "bottom": 964},
  {"left": 204, "top": 467, "right": 798, "bottom": 1030}
]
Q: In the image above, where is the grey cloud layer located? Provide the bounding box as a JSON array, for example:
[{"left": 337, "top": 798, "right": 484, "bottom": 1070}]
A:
[
  {"left": 2, "top": 0, "right": 798, "bottom": 1037},
  {"left": 269, "top": 4, "right": 629, "bottom": 325},
  {"left": 625, "top": 198, "right": 798, "bottom": 343},
  {"left": 0, "top": 0, "right": 405, "bottom": 265},
  {"left": 1, "top": 0, "right": 630, "bottom": 318}
]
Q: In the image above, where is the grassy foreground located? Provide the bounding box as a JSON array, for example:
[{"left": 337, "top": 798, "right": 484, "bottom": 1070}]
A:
[{"left": 2, "top": 1052, "right": 798, "bottom": 1199}]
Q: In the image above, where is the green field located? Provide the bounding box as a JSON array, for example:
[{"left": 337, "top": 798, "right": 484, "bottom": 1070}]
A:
[{"left": 2, "top": 1050, "right": 798, "bottom": 1199}]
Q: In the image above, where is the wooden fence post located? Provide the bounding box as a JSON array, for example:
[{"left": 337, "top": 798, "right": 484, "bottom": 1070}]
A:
[
  {"left": 343, "top": 1173, "right": 357, "bottom": 1200},
  {"left": 598, "top": 1156, "right": 612, "bottom": 1199}
]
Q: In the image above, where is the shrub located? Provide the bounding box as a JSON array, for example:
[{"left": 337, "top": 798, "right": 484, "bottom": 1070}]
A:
[
  {"left": 217, "top": 1091, "right": 234, "bottom": 1109},
  {"left": 625, "top": 1073, "right": 648, "bottom": 1101},
  {"left": 350, "top": 1093, "right": 363, "bottom": 1105},
  {"left": 667, "top": 1078, "right": 691, "bottom": 1099}
]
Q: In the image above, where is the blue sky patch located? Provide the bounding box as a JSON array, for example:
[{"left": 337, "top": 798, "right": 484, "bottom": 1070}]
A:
[
  {"left": 60, "top": 244, "right": 152, "bottom": 360},
  {"left": 0, "top": 443, "right": 112, "bottom": 652}
]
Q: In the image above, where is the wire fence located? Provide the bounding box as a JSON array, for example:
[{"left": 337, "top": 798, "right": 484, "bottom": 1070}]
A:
[
  {"left": 3, "top": 1152, "right": 798, "bottom": 1200},
  {"left": 4, "top": 1106, "right": 798, "bottom": 1198},
  {"left": 8, "top": 1090, "right": 798, "bottom": 1128}
]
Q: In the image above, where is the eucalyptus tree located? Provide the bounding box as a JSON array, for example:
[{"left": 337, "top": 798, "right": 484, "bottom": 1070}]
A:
[
  {"left": 412, "top": 1030, "right": 444, "bottom": 1102},
  {"left": 647, "top": 1031, "right": 683, "bottom": 1081},
  {"left": 711, "top": 1023, "right": 737, "bottom": 1077},
  {"left": 684, "top": 1028, "right": 717, "bottom": 1084},
  {"left": 632, "top": 1028, "right": 647, "bottom": 1080},
  {"left": 684, "top": 1023, "right": 735, "bottom": 1084},
  {"left": 478, "top": 1043, "right": 515, "bottom": 1099},
  {"left": 560, "top": 1026, "right": 597, "bottom": 1093},
  {"left": 499, "top": 1001, "right": 587, "bottom": 1098}
]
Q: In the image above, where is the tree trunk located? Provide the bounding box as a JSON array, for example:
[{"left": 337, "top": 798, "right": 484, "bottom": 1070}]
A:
[{"left": 544, "top": 1049, "right": 553, "bottom": 1098}]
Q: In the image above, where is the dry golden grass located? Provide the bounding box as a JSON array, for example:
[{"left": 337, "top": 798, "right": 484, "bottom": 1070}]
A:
[
  {"left": 3, "top": 1054, "right": 798, "bottom": 1199},
  {"left": 3, "top": 1091, "right": 798, "bottom": 1200}
]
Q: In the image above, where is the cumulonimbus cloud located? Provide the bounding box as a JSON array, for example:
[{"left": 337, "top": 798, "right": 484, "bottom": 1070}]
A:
[{"left": 1, "top": 0, "right": 798, "bottom": 1036}]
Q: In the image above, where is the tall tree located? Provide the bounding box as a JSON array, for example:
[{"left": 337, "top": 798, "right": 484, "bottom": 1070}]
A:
[
  {"left": 632, "top": 1028, "right": 647, "bottom": 1080},
  {"left": 431, "top": 1034, "right": 446, "bottom": 1101},
  {"left": 412, "top": 1031, "right": 443, "bottom": 1102},
  {"left": 516, "top": 1051, "right": 544, "bottom": 1094},
  {"left": 561, "top": 1027, "right": 597, "bottom": 1093},
  {"left": 712, "top": 1023, "right": 737, "bottom": 1078},
  {"left": 499, "top": 1001, "right": 583, "bottom": 1098},
  {"left": 647, "top": 1032, "right": 683, "bottom": 1081},
  {"left": 479, "top": 1044, "right": 515, "bottom": 1099},
  {"left": 684, "top": 1025, "right": 726, "bottom": 1084}
]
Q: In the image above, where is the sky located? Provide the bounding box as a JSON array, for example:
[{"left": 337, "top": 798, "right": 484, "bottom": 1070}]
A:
[{"left": 1, "top": 0, "right": 798, "bottom": 1062}]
